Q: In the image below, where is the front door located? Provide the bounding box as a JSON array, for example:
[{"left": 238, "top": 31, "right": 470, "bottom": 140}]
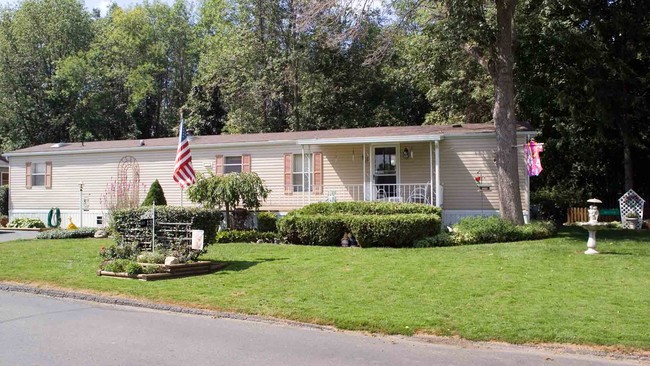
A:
[{"left": 373, "top": 146, "right": 397, "bottom": 199}]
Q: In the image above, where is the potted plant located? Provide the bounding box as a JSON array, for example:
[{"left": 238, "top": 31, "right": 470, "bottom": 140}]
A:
[
  {"left": 0, "top": 215, "right": 8, "bottom": 227},
  {"left": 625, "top": 211, "right": 640, "bottom": 229}
]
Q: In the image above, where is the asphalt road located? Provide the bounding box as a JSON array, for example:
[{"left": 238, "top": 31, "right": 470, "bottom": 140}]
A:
[{"left": 0, "top": 291, "right": 643, "bottom": 366}]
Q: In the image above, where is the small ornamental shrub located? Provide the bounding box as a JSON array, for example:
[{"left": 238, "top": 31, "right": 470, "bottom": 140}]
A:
[
  {"left": 142, "top": 179, "right": 168, "bottom": 206},
  {"left": 100, "top": 244, "right": 137, "bottom": 261},
  {"left": 8, "top": 218, "right": 46, "bottom": 229},
  {"left": 124, "top": 261, "right": 143, "bottom": 276},
  {"left": 136, "top": 251, "right": 166, "bottom": 264},
  {"left": 37, "top": 228, "right": 96, "bottom": 239},
  {"left": 0, "top": 185, "right": 8, "bottom": 216},
  {"left": 102, "top": 259, "right": 132, "bottom": 273},
  {"left": 256, "top": 212, "right": 278, "bottom": 232},
  {"left": 215, "top": 229, "right": 277, "bottom": 243},
  {"left": 142, "top": 265, "right": 164, "bottom": 274}
]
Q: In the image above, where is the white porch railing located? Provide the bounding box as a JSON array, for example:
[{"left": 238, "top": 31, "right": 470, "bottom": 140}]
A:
[{"left": 264, "top": 183, "right": 435, "bottom": 210}]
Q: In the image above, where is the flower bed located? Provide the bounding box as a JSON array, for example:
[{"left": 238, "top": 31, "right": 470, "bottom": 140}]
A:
[{"left": 97, "top": 261, "right": 228, "bottom": 281}]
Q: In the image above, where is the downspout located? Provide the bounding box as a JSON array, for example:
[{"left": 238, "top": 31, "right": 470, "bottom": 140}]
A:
[
  {"left": 301, "top": 145, "right": 305, "bottom": 206},
  {"left": 435, "top": 140, "right": 440, "bottom": 207}
]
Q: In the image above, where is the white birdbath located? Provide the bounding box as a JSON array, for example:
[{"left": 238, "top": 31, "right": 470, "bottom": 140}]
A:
[{"left": 575, "top": 198, "right": 608, "bottom": 254}]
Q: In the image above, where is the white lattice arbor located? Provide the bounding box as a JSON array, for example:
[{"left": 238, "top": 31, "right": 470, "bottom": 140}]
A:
[{"left": 619, "top": 190, "right": 645, "bottom": 229}]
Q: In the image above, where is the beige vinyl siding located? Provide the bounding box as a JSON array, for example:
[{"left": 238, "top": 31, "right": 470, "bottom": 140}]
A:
[
  {"left": 8, "top": 143, "right": 302, "bottom": 212},
  {"left": 399, "top": 142, "right": 435, "bottom": 185},
  {"left": 439, "top": 136, "right": 528, "bottom": 211}
]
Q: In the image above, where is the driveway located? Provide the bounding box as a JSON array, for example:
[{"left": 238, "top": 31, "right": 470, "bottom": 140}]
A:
[
  {"left": 0, "top": 229, "right": 40, "bottom": 242},
  {"left": 0, "top": 290, "right": 642, "bottom": 366}
]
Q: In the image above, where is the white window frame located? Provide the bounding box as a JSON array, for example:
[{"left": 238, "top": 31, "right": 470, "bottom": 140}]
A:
[
  {"left": 293, "top": 153, "right": 313, "bottom": 192},
  {"left": 223, "top": 156, "right": 243, "bottom": 174},
  {"left": 32, "top": 162, "right": 46, "bottom": 187}
]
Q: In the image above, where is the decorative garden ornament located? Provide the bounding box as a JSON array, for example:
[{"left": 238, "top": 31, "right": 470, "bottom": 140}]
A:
[
  {"left": 576, "top": 198, "right": 608, "bottom": 255},
  {"left": 618, "top": 190, "right": 645, "bottom": 230}
]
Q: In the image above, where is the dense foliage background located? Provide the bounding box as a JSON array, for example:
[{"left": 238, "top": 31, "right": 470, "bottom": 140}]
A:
[{"left": 0, "top": 0, "right": 647, "bottom": 213}]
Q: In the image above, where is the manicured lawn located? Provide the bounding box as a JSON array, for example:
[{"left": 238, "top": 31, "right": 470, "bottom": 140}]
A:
[{"left": 0, "top": 227, "right": 649, "bottom": 349}]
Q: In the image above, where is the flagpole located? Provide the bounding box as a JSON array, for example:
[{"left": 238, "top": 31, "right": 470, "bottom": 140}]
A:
[
  {"left": 152, "top": 199, "right": 155, "bottom": 252},
  {"left": 180, "top": 187, "right": 184, "bottom": 207}
]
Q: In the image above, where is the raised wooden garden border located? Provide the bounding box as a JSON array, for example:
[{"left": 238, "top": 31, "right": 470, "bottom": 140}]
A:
[{"left": 97, "top": 261, "right": 228, "bottom": 281}]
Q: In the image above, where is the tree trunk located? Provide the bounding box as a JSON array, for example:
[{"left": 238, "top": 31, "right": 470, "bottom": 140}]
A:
[
  {"left": 493, "top": 0, "right": 524, "bottom": 225},
  {"left": 619, "top": 116, "right": 634, "bottom": 192}
]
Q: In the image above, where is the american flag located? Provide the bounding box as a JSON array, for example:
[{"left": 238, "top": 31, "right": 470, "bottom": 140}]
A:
[{"left": 172, "top": 116, "right": 196, "bottom": 188}]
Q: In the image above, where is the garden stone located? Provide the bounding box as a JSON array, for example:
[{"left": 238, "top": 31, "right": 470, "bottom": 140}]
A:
[
  {"left": 165, "top": 256, "right": 179, "bottom": 265},
  {"left": 94, "top": 229, "right": 109, "bottom": 238}
]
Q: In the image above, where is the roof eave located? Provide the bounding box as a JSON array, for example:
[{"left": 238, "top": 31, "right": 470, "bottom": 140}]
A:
[{"left": 297, "top": 134, "right": 443, "bottom": 145}]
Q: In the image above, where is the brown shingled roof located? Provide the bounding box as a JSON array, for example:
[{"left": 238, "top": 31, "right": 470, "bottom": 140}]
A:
[{"left": 8, "top": 122, "right": 534, "bottom": 155}]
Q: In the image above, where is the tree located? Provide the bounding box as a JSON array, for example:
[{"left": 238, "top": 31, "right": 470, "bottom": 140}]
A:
[
  {"left": 392, "top": 0, "right": 524, "bottom": 224},
  {"left": 0, "top": 0, "right": 94, "bottom": 151},
  {"left": 142, "top": 179, "right": 168, "bottom": 206},
  {"left": 186, "top": 172, "right": 270, "bottom": 228}
]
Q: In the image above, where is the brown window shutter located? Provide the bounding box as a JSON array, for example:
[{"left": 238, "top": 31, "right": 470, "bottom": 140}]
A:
[
  {"left": 215, "top": 155, "right": 224, "bottom": 176},
  {"left": 45, "top": 161, "right": 52, "bottom": 189},
  {"left": 313, "top": 152, "right": 323, "bottom": 194},
  {"left": 284, "top": 153, "right": 293, "bottom": 195},
  {"left": 25, "top": 162, "right": 32, "bottom": 189},
  {"left": 242, "top": 154, "right": 251, "bottom": 173}
]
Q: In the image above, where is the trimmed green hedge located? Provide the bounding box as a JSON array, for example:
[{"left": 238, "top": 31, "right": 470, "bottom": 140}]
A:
[
  {"left": 278, "top": 202, "right": 442, "bottom": 247},
  {"left": 37, "top": 228, "right": 96, "bottom": 239},
  {"left": 0, "top": 185, "right": 8, "bottom": 216},
  {"left": 346, "top": 214, "right": 440, "bottom": 248},
  {"left": 295, "top": 201, "right": 441, "bottom": 216},
  {"left": 278, "top": 214, "right": 347, "bottom": 246},
  {"left": 215, "top": 229, "right": 277, "bottom": 243},
  {"left": 113, "top": 206, "right": 223, "bottom": 246}
]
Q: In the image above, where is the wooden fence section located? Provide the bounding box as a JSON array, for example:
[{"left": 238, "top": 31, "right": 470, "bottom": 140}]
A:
[
  {"left": 566, "top": 207, "right": 589, "bottom": 224},
  {"left": 566, "top": 207, "right": 621, "bottom": 224}
]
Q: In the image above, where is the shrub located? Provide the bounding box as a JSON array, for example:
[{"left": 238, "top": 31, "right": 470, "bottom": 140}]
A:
[
  {"left": 215, "top": 229, "right": 277, "bottom": 243},
  {"left": 278, "top": 214, "right": 348, "bottom": 246},
  {"left": 256, "top": 211, "right": 278, "bottom": 232},
  {"left": 277, "top": 203, "right": 443, "bottom": 247},
  {"left": 102, "top": 259, "right": 132, "bottom": 273},
  {"left": 414, "top": 232, "right": 454, "bottom": 248},
  {"left": 345, "top": 214, "right": 441, "bottom": 248},
  {"left": 37, "top": 228, "right": 97, "bottom": 239},
  {"left": 137, "top": 251, "right": 166, "bottom": 264},
  {"left": 295, "top": 201, "right": 441, "bottom": 216},
  {"left": 8, "top": 218, "right": 45, "bottom": 229},
  {"left": 100, "top": 244, "right": 137, "bottom": 261},
  {"left": 142, "top": 179, "right": 167, "bottom": 206},
  {"left": 124, "top": 261, "right": 143, "bottom": 276},
  {"left": 113, "top": 206, "right": 223, "bottom": 246},
  {"left": 451, "top": 216, "right": 556, "bottom": 245},
  {"left": 0, "top": 185, "right": 8, "bottom": 216},
  {"left": 531, "top": 185, "right": 585, "bottom": 224},
  {"left": 142, "top": 264, "right": 163, "bottom": 274}
]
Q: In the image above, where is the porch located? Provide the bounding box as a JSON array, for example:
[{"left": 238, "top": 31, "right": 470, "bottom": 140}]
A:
[{"left": 265, "top": 183, "right": 437, "bottom": 210}]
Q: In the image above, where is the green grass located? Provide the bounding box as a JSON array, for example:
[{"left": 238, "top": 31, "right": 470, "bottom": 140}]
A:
[{"left": 0, "top": 227, "right": 649, "bottom": 349}]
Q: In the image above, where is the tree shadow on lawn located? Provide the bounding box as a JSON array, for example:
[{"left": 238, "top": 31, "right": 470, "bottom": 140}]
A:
[{"left": 217, "top": 258, "right": 288, "bottom": 273}]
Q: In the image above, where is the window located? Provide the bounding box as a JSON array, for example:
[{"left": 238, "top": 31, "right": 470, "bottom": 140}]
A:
[
  {"left": 32, "top": 163, "right": 46, "bottom": 186},
  {"left": 293, "top": 154, "right": 313, "bottom": 192},
  {"left": 0, "top": 172, "right": 7, "bottom": 186},
  {"left": 96, "top": 216, "right": 103, "bottom": 225},
  {"left": 224, "top": 156, "right": 242, "bottom": 174}
]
